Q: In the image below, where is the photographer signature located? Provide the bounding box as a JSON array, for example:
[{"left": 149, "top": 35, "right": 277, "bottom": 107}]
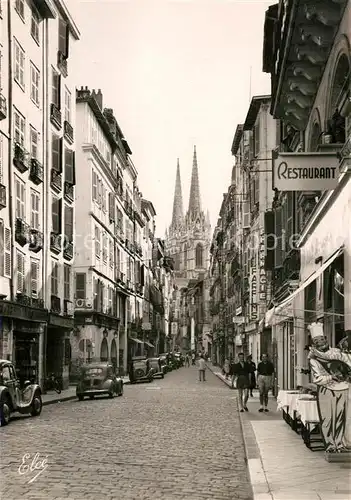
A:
[{"left": 18, "top": 453, "right": 48, "bottom": 483}]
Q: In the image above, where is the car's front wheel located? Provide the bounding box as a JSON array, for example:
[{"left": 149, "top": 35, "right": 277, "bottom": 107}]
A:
[
  {"left": 30, "top": 393, "right": 42, "bottom": 417},
  {"left": 0, "top": 399, "right": 11, "bottom": 426},
  {"left": 78, "top": 395, "right": 84, "bottom": 401}
]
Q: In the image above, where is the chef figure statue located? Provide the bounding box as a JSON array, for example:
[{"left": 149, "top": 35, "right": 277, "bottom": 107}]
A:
[{"left": 307, "top": 322, "right": 351, "bottom": 453}]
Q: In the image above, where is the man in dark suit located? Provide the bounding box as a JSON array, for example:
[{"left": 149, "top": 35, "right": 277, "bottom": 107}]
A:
[
  {"left": 257, "top": 354, "right": 275, "bottom": 412},
  {"left": 232, "top": 353, "right": 252, "bottom": 412}
]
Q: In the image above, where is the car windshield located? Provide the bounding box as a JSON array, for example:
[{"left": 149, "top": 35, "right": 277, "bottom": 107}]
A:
[{"left": 83, "top": 367, "right": 104, "bottom": 376}]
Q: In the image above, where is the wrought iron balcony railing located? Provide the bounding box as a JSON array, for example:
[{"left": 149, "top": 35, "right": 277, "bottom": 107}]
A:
[
  {"left": 0, "top": 93, "right": 7, "bottom": 120},
  {"left": 51, "top": 295, "right": 61, "bottom": 314},
  {"left": 63, "top": 120, "right": 74, "bottom": 144},
  {"left": 50, "top": 103, "right": 62, "bottom": 130},
  {"left": 63, "top": 240, "right": 74, "bottom": 260},
  {"left": 29, "top": 228, "right": 43, "bottom": 253},
  {"left": 64, "top": 182, "right": 74, "bottom": 202},
  {"left": 0, "top": 183, "right": 6, "bottom": 209},
  {"left": 51, "top": 169, "right": 62, "bottom": 192},
  {"left": 29, "top": 158, "right": 44, "bottom": 185},
  {"left": 15, "top": 218, "right": 30, "bottom": 246},
  {"left": 57, "top": 51, "right": 68, "bottom": 77},
  {"left": 50, "top": 232, "right": 61, "bottom": 254},
  {"left": 13, "top": 143, "right": 28, "bottom": 173}
]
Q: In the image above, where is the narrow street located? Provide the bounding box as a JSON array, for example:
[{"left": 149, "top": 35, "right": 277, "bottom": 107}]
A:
[{"left": 1, "top": 367, "right": 252, "bottom": 500}]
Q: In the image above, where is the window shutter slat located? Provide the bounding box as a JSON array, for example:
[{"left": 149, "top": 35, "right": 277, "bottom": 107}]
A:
[{"left": 4, "top": 228, "right": 11, "bottom": 278}]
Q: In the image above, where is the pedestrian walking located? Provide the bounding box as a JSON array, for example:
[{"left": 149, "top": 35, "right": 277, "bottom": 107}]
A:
[
  {"left": 198, "top": 355, "right": 206, "bottom": 382},
  {"left": 185, "top": 353, "right": 190, "bottom": 367},
  {"left": 232, "top": 353, "right": 251, "bottom": 412},
  {"left": 247, "top": 355, "right": 257, "bottom": 397},
  {"left": 224, "top": 358, "right": 230, "bottom": 379},
  {"left": 257, "top": 354, "right": 275, "bottom": 412},
  {"left": 191, "top": 352, "right": 196, "bottom": 366}
]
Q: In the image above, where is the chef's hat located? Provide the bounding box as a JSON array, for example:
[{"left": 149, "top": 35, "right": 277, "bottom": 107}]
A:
[{"left": 308, "top": 322, "right": 324, "bottom": 339}]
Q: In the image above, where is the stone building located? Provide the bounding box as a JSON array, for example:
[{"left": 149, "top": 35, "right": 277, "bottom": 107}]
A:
[{"left": 165, "top": 146, "right": 211, "bottom": 352}]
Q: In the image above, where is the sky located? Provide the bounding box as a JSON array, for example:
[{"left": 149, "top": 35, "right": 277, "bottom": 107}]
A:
[{"left": 69, "top": 0, "right": 271, "bottom": 237}]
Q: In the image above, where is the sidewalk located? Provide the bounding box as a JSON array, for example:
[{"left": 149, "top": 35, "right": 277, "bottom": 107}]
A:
[
  {"left": 42, "top": 377, "right": 131, "bottom": 406},
  {"left": 207, "top": 362, "right": 351, "bottom": 500}
]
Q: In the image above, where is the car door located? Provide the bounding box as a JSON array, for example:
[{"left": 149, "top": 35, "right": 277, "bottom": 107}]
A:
[{"left": 2, "top": 365, "right": 18, "bottom": 409}]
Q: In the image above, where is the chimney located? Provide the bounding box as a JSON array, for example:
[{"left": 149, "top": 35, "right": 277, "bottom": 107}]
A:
[{"left": 92, "top": 89, "right": 103, "bottom": 110}]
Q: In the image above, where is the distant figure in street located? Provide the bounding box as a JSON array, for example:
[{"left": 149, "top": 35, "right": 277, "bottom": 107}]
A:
[
  {"left": 247, "top": 355, "right": 257, "bottom": 397},
  {"left": 224, "top": 358, "right": 230, "bottom": 379},
  {"left": 185, "top": 353, "right": 190, "bottom": 367},
  {"left": 198, "top": 354, "right": 206, "bottom": 382},
  {"left": 232, "top": 353, "right": 251, "bottom": 412},
  {"left": 191, "top": 353, "right": 196, "bottom": 366},
  {"left": 257, "top": 354, "right": 275, "bottom": 412}
]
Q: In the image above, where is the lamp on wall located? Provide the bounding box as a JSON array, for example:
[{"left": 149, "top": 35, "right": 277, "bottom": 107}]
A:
[{"left": 103, "top": 328, "right": 108, "bottom": 338}]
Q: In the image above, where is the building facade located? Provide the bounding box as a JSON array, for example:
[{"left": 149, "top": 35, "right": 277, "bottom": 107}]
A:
[
  {"left": 0, "top": 0, "right": 79, "bottom": 388},
  {"left": 165, "top": 146, "right": 212, "bottom": 352},
  {"left": 262, "top": 0, "right": 350, "bottom": 391}
]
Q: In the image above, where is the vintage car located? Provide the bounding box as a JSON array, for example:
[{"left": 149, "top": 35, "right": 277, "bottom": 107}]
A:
[
  {"left": 159, "top": 353, "right": 171, "bottom": 373},
  {"left": 129, "top": 356, "right": 154, "bottom": 383},
  {"left": 174, "top": 352, "right": 184, "bottom": 368},
  {"left": 148, "top": 357, "right": 165, "bottom": 379},
  {"left": 76, "top": 362, "right": 123, "bottom": 400},
  {"left": 0, "top": 360, "right": 42, "bottom": 426}
]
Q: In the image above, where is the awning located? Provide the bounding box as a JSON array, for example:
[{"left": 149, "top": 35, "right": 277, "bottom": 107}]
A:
[
  {"left": 129, "top": 337, "right": 143, "bottom": 344},
  {"left": 265, "top": 245, "right": 344, "bottom": 327},
  {"left": 144, "top": 341, "right": 154, "bottom": 348}
]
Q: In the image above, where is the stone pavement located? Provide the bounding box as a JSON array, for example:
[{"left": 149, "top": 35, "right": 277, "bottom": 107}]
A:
[
  {"left": 207, "top": 362, "right": 351, "bottom": 500},
  {"left": 1, "top": 365, "right": 253, "bottom": 500}
]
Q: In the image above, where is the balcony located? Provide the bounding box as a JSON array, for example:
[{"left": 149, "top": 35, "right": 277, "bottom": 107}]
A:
[
  {"left": 50, "top": 169, "right": 62, "bottom": 193},
  {"left": 63, "top": 120, "right": 74, "bottom": 144},
  {"left": 31, "top": 297, "right": 45, "bottom": 309},
  {"left": 0, "top": 93, "right": 7, "bottom": 120},
  {"left": 283, "top": 249, "right": 300, "bottom": 282},
  {"left": 64, "top": 182, "right": 74, "bottom": 202},
  {"left": 57, "top": 50, "right": 68, "bottom": 77},
  {"left": 15, "top": 218, "right": 29, "bottom": 246},
  {"left": 63, "top": 299, "right": 73, "bottom": 316},
  {"left": 29, "top": 228, "right": 43, "bottom": 253},
  {"left": 118, "top": 271, "right": 126, "bottom": 287},
  {"left": 16, "top": 293, "right": 45, "bottom": 309},
  {"left": 63, "top": 240, "right": 74, "bottom": 260},
  {"left": 50, "top": 103, "right": 62, "bottom": 130},
  {"left": 13, "top": 143, "right": 28, "bottom": 173},
  {"left": 51, "top": 295, "right": 61, "bottom": 314},
  {"left": 50, "top": 232, "right": 61, "bottom": 254},
  {"left": 29, "top": 159, "right": 44, "bottom": 185},
  {"left": 0, "top": 184, "right": 6, "bottom": 209}
]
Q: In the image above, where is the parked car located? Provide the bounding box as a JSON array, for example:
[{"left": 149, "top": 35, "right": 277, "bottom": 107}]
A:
[
  {"left": 129, "top": 356, "right": 154, "bottom": 383},
  {"left": 174, "top": 352, "right": 184, "bottom": 367},
  {"left": 76, "top": 362, "right": 123, "bottom": 401},
  {"left": 148, "top": 357, "right": 165, "bottom": 379},
  {"left": 159, "top": 354, "right": 171, "bottom": 373},
  {"left": 0, "top": 360, "right": 42, "bottom": 426}
]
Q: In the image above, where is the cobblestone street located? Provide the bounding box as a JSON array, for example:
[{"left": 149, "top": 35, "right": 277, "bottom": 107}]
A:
[{"left": 0, "top": 367, "right": 252, "bottom": 500}]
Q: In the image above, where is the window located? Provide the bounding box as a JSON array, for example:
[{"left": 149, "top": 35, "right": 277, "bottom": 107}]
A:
[
  {"left": 97, "top": 178, "right": 102, "bottom": 205},
  {"left": 58, "top": 18, "right": 69, "bottom": 58},
  {"left": 64, "top": 204, "right": 73, "bottom": 241},
  {"left": 51, "top": 260, "right": 59, "bottom": 296},
  {"left": 0, "top": 135, "right": 2, "bottom": 184},
  {"left": 254, "top": 122, "right": 260, "bottom": 157},
  {"left": 108, "top": 192, "right": 115, "bottom": 222},
  {"left": 0, "top": 224, "right": 11, "bottom": 278},
  {"left": 52, "top": 69, "right": 61, "bottom": 108},
  {"left": 52, "top": 134, "right": 62, "bottom": 172},
  {"left": 109, "top": 238, "right": 113, "bottom": 268},
  {"left": 30, "top": 190, "right": 40, "bottom": 229},
  {"left": 64, "top": 88, "right": 71, "bottom": 123},
  {"left": 64, "top": 149, "right": 75, "bottom": 184},
  {"left": 95, "top": 226, "right": 101, "bottom": 257},
  {"left": 30, "top": 127, "right": 38, "bottom": 159},
  {"left": 31, "top": 7, "right": 40, "bottom": 44},
  {"left": 16, "top": 250, "right": 25, "bottom": 293},
  {"left": 195, "top": 244, "right": 203, "bottom": 268},
  {"left": 14, "top": 39, "right": 25, "bottom": 88},
  {"left": 75, "top": 273, "right": 86, "bottom": 300},
  {"left": 102, "top": 233, "right": 107, "bottom": 262},
  {"left": 274, "top": 206, "right": 283, "bottom": 268},
  {"left": 30, "top": 63, "right": 39, "bottom": 105},
  {"left": 15, "top": 0, "right": 24, "bottom": 19},
  {"left": 30, "top": 259, "right": 39, "bottom": 296},
  {"left": 14, "top": 109, "right": 25, "bottom": 146},
  {"left": 52, "top": 197, "right": 62, "bottom": 234},
  {"left": 102, "top": 186, "right": 106, "bottom": 212},
  {"left": 64, "top": 264, "right": 70, "bottom": 299},
  {"left": 15, "top": 177, "right": 25, "bottom": 219},
  {"left": 92, "top": 170, "right": 97, "bottom": 201}
]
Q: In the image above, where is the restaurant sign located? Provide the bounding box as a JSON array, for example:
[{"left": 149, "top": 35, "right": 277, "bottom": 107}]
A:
[{"left": 273, "top": 152, "right": 339, "bottom": 191}]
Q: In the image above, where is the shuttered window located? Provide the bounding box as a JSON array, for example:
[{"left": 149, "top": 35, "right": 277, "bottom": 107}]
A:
[
  {"left": 30, "top": 259, "right": 39, "bottom": 296},
  {"left": 52, "top": 197, "right": 62, "bottom": 233},
  {"left": 4, "top": 228, "right": 11, "bottom": 278},
  {"left": 64, "top": 204, "right": 73, "bottom": 241},
  {"left": 0, "top": 220, "right": 4, "bottom": 276},
  {"left": 52, "top": 69, "right": 61, "bottom": 108},
  {"left": 64, "top": 149, "right": 75, "bottom": 184},
  {"left": 92, "top": 170, "right": 97, "bottom": 201},
  {"left": 15, "top": 177, "right": 25, "bottom": 219},
  {"left": 242, "top": 200, "right": 250, "bottom": 229},
  {"left": 58, "top": 18, "right": 68, "bottom": 57},
  {"left": 64, "top": 264, "right": 70, "bottom": 300},
  {"left": 102, "top": 233, "right": 107, "bottom": 262},
  {"left": 51, "top": 260, "right": 59, "bottom": 296},
  {"left": 274, "top": 206, "right": 283, "bottom": 268},
  {"left": 95, "top": 226, "right": 101, "bottom": 257},
  {"left": 16, "top": 250, "right": 25, "bottom": 293},
  {"left": 108, "top": 192, "right": 115, "bottom": 222},
  {"left": 75, "top": 273, "right": 86, "bottom": 300},
  {"left": 109, "top": 238, "right": 114, "bottom": 268},
  {"left": 31, "top": 190, "right": 40, "bottom": 229},
  {"left": 52, "top": 134, "right": 62, "bottom": 172}
]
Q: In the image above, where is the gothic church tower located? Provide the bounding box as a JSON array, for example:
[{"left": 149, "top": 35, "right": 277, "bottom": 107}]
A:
[{"left": 166, "top": 146, "right": 211, "bottom": 284}]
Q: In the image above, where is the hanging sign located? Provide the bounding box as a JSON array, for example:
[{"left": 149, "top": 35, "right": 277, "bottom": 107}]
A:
[{"left": 273, "top": 152, "right": 339, "bottom": 191}]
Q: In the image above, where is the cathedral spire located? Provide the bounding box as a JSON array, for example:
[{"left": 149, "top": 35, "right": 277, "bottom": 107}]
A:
[
  {"left": 187, "top": 145, "right": 201, "bottom": 217},
  {"left": 171, "top": 158, "right": 184, "bottom": 230}
]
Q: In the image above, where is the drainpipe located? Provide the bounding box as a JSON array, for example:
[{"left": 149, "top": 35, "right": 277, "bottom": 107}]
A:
[{"left": 7, "top": 0, "right": 14, "bottom": 303}]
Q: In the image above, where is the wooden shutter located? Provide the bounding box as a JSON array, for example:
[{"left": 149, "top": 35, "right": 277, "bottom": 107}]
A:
[
  {"left": 4, "top": 228, "right": 11, "bottom": 278},
  {"left": 264, "top": 211, "right": 275, "bottom": 270},
  {"left": 30, "top": 259, "right": 39, "bottom": 296},
  {"left": 140, "top": 264, "right": 145, "bottom": 286},
  {"left": 65, "top": 149, "right": 75, "bottom": 184},
  {"left": 75, "top": 273, "right": 86, "bottom": 299},
  {"left": 255, "top": 172, "right": 259, "bottom": 206},
  {"left": 64, "top": 205, "right": 73, "bottom": 241},
  {"left": 0, "top": 220, "right": 4, "bottom": 276},
  {"left": 108, "top": 192, "right": 114, "bottom": 222},
  {"left": 109, "top": 238, "right": 113, "bottom": 267},
  {"left": 92, "top": 170, "right": 97, "bottom": 201},
  {"left": 242, "top": 201, "right": 250, "bottom": 228},
  {"left": 58, "top": 18, "right": 68, "bottom": 57},
  {"left": 52, "top": 198, "right": 62, "bottom": 233},
  {"left": 17, "top": 251, "right": 25, "bottom": 293},
  {"left": 274, "top": 206, "right": 283, "bottom": 268},
  {"left": 52, "top": 135, "right": 62, "bottom": 172}
]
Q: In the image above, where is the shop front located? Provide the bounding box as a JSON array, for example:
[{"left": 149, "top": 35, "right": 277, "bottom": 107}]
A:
[
  {"left": 0, "top": 300, "right": 48, "bottom": 386},
  {"left": 46, "top": 313, "right": 74, "bottom": 390}
]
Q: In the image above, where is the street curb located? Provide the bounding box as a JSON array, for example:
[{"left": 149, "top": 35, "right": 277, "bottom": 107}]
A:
[
  {"left": 206, "top": 363, "right": 273, "bottom": 500},
  {"left": 42, "top": 380, "right": 131, "bottom": 406}
]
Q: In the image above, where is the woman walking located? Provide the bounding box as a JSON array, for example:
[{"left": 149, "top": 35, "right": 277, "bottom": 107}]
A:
[{"left": 247, "top": 355, "right": 256, "bottom": 397}]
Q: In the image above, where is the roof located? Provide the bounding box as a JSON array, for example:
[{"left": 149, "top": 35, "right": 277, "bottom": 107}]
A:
[
  {"left": 243, "top": 95, "right": 271, "bottom": 131},
  {"left": 262, "top": 3, "right": 279, "bottom": 74},
  {"left": 231, "top": 125, "right": 244, "bottom": 155},
  {"left": 142, "top": 198, "right": 157, "bottom": 217}
]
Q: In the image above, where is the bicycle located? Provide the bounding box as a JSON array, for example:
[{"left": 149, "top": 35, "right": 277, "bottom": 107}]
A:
[{"left": 44, "top": 373, "right": 62, "bottom": 394}]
